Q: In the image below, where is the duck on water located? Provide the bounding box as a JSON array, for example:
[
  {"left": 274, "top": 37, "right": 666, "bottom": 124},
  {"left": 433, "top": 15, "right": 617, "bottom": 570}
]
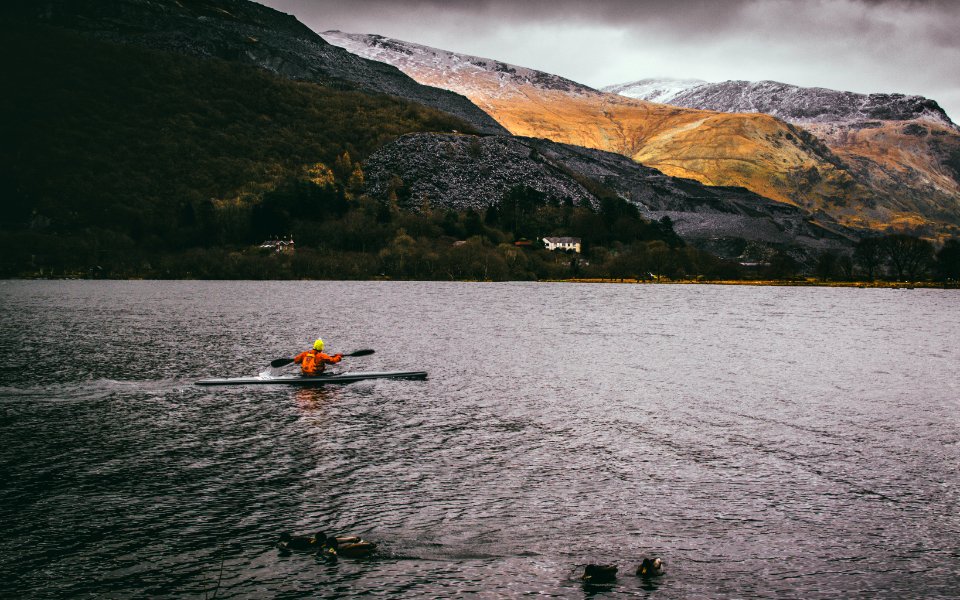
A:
[
  {"left": 277, "top": 532, "right": 377, "bottom": 561},
  {"left": 580, "top": 558, "right": 664, "bottom": 585}
]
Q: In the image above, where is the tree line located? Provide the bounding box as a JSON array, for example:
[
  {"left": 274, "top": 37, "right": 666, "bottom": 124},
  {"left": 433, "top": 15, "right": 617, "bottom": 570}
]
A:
[
  {"left": 811, "top": 235, "right": 960, "bottom": 282},
  {"left": 1, "top": 160, "right": 735, "bottom": 280},
  {"left": 6, "top": 149, "right": 959, "bottom": 281}
]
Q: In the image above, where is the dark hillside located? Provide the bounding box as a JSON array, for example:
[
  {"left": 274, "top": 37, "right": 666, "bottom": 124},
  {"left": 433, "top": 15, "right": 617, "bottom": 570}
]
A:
[
  {"left": 8, "top": 0, "right": 507, "bottom": 134},
  {"left": 0, "top": 24, "right": 470, "bottom": 272}
]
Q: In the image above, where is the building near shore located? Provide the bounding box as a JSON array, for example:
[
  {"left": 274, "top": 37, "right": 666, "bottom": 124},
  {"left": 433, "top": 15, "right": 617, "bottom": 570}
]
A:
[
  {"left": 543, "top": 237, "right": 581, "bottom": 253},
  {"left": 259, "top": 237, "right": 296, "bottom": 255}
]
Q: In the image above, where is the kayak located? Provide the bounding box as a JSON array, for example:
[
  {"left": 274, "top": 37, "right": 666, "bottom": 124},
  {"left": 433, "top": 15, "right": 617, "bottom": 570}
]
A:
[{"left": 195, "top": 370, "right": 427, "bottom": 386}]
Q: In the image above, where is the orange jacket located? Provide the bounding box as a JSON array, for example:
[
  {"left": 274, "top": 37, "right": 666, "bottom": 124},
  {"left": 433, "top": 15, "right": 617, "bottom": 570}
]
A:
[{"left": 294, "top": 349, "right": 342, "bottom": 375}]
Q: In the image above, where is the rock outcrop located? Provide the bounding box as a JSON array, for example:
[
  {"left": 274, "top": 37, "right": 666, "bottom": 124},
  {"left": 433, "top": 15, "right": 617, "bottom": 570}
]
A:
[{"left": 364, "top": 133, "right": 854, "bottom": 253}]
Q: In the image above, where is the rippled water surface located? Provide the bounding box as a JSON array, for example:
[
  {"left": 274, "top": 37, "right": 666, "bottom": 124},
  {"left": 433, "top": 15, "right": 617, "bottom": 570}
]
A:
[{"left": 1, "top": 280, "right": 958, "bottom": 598}]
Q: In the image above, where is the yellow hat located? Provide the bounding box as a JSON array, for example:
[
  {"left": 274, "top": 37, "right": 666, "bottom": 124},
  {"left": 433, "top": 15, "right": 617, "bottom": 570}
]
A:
[{"left": 313, "top": 338, "right": 324, "bottom": 351}]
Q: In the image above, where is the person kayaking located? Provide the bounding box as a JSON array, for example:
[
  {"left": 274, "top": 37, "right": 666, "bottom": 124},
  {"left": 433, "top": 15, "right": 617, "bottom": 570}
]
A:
[{"left": 293, "top": 339, "right": 343, "bottom": 376}]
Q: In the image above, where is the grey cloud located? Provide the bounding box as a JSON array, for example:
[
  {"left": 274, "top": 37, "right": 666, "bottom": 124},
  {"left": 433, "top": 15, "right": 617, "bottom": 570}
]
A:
[
  {"left": 264, "top": 0, "right": 960, "bottom": 31},
  {"left": 265, "top": 0, "right": 960, "bottom": 55},
  {"left": 260, "top": 0, "right": 960, "bottom": 120},
  {"left": 266, "top": 0, "right": 751, "bottom": 32}
]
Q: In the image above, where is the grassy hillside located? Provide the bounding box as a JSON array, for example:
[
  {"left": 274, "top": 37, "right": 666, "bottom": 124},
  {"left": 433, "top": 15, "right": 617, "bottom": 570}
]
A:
[{"left": 0, "top": 23, "right": 470, "bottom": 271}]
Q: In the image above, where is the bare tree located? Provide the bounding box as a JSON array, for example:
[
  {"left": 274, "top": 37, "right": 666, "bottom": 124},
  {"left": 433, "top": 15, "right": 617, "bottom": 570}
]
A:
[
  {"left": 815, "top": 250, "right": 839, "bottom": 281},
  {"left": 883, "top": 234, "right": 934, "bottom": 281},
  {"left": 853, "top": 237, "right": 885, "bottom": 280}
]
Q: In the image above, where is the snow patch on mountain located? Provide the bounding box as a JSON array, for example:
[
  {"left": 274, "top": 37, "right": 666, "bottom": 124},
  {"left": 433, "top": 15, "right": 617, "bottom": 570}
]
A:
[{"left": 602, "top": 78, "right": 707, "bottom": 104}]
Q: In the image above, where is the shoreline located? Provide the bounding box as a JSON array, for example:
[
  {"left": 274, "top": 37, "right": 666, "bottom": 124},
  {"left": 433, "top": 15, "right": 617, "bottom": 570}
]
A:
[
  {"left": 4, "top": 277, "right": 958, "bottom": 289},
  {"left": 552, "top": 278, "right": 959, "bottom": 288}
]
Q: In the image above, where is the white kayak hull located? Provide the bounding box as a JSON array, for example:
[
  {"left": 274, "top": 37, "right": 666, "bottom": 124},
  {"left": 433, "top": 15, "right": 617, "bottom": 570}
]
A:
[{"left": 196, "top": 371, "right": 427, "bottom": 386}]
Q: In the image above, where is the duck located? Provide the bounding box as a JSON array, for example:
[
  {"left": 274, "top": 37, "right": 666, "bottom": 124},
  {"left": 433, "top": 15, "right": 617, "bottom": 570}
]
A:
[
  {"left": 277, "top": 531, "right": 374, "bottom": 551},
  {"left": 322, "top": 533, "right": 378, "bottom": 559},
  {"left": 636, "top": 557, "right": 664, "bottom": 578},
  {"left": 277, "top": 531, "right": 325, "bottom": 555},
  {"left": 581, "top": 563, "right": 618, "bottom": 584}
]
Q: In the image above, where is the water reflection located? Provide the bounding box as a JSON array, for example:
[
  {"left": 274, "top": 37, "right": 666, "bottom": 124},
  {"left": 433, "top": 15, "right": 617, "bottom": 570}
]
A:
[
  {"left": 582, "top": 582, "right": 617, "bottom": 597},
  {"left": 638, "top": 576, "right": 663, "bottom": 593},
  {"left": 295, "top": 387, "right": 341, "bottom": 410}
]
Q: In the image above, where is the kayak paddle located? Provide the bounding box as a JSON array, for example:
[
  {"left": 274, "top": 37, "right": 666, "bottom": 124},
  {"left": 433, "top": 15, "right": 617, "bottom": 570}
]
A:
[{"left": 270, "top": 349, "right": 374, "bottom": 368}]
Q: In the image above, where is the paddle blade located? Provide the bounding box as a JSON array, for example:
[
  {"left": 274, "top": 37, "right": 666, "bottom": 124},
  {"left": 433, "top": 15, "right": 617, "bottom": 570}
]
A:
[
  {"left": 346, "top": 349, "right": 374, "bottom": 357},
  {"left": 270, "top": 357, "right": 295, "bottom": 368}
]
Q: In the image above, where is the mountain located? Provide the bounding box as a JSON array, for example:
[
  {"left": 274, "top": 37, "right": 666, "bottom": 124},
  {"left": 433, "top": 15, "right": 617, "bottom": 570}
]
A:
[
  {"left": 606, "top": 78, "right": 960, "bottom": 235},
  {"left": 324, "top": 32, "right": 960, "bottom": 238},
  {"left": 365, "top": 132, "right": 853, "bottom": 254},
  {"left": 321, "top": 32, "right": 878, "bottom": 227},
  {"left": 0, "top": 19, "right": 479, "bottom": 274},
  {"left": 10, "top": 0, "right": 506, "bottom": 135},
  {"left": 0, "top": 0, "right": 851, "bottom": 281}
]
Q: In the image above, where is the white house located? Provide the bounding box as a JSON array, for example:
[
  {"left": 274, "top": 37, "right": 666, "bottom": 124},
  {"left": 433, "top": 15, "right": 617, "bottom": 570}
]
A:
[
  {"left": 542, "top": 237, "right": 581, "bottom": 253},
  {"left": 259, "top": 237, "right": 296, "bottom": 255}
]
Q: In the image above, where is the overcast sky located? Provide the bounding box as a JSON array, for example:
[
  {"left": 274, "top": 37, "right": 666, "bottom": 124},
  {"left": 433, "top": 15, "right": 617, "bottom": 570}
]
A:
[{"left": 260, "top": 0, "right": 960, "bottom": 121}]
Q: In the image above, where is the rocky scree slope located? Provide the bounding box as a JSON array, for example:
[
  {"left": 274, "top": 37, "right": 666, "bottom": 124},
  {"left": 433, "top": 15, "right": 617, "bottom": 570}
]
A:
[
  {"left": 321, "top": 31, "right": 879, "bottom": 230},
  {"left": 12, "top": 0, "right": 506, "bottom": 135},
  {"left": 607, "top": 78, "right": 960, "bottom": 235},
  {"left": 364, "top": 133, "right": 853, "bottom": 253}
]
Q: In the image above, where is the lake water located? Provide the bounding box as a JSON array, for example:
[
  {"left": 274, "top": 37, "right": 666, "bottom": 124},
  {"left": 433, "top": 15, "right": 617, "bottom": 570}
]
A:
[{"left": 1, "top": 280, "right": 958, "bottom": 598}]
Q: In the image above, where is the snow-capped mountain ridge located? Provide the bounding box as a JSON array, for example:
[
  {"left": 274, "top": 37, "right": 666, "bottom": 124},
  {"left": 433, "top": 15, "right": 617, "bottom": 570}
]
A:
[
  {"left": 604, "top": 78, "right": 956, "bottom": 128},
  {"left": 322, "top": 31, "right": 597, "bottom": 101}
]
